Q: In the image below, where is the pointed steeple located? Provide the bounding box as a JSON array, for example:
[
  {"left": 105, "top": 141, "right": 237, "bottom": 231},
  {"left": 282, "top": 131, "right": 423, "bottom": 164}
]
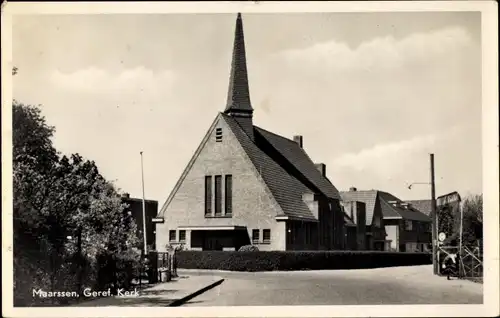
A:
[{"left": 224, "top": 13, "right": 254, "bottom": 139}]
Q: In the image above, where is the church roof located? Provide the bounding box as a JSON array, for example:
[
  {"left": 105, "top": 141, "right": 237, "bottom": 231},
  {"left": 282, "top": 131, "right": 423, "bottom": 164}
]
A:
[
  {"left": 222, "top": 114, "right": 318, "bottom": 221},
  {"left": 219, "top": 13, "right": 341, "bottom": 219},
  {"left": 159, "top": 13, "right": 342, "bottom": 221},
  {"left": 254, "top": 126, "right": 341, "bottom": 200},
  {"left": 224, "top": 13, "right": 253, "bottom": 115}
]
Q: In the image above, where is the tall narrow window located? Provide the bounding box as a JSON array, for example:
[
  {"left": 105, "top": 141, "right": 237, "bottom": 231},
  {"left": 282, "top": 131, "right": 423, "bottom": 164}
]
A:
[
  {"left": 263, "top": 229, "right": 271, "bottom": 243},
  {"left": 252, "top": 229, "right": 260, "bottom": 243},
  {"left": 169, "top": 230, "right": 176, "bottom": 242},
  {"left": 205, "top": 176, "right": 212, "bottom": 216},
  {"left": 214, "top": 175, "right": 222, "bottom": 216},
  {"left": 225, "top": 175, "right": 232, "bottom": 216},
  {"left": 179, "top": 230, "right": 186, "bottom": 243},
  {"left": 215, "top": 128, "right": 223, "bottom": 142}
]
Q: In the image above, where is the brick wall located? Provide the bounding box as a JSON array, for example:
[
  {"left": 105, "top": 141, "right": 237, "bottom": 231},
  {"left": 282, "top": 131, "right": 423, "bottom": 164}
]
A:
[{"left": 156, "top": 115, "right": 285, "bottom": 251}]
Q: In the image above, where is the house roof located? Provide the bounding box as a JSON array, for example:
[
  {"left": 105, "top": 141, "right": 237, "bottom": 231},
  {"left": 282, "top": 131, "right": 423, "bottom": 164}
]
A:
[
  {"left": 122, "top": 197, "right": 158, "bottom": 204},
  {"left": 406, "top": 199, "right": 432, "bottom": 216},
  {"left": 340, "top": 190, "right": 431, "bottom": 224},
  {"left": 378, "top": 191, "right": 431, "bottom": 222}
]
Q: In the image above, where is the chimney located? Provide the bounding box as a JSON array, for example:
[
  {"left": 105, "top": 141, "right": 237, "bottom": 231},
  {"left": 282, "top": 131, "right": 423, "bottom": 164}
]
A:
[
  {"left": 121, "top": 193, "right": 130, "bottom": 199},
  {"left": 349, "top": 187, "right": 357, "bottom": 192},
  {"left": 314, "top": 163, "right": 326, "bottom": 177},
  {"left": 293, "top": 135, "right": 303, "bottom": 148}
]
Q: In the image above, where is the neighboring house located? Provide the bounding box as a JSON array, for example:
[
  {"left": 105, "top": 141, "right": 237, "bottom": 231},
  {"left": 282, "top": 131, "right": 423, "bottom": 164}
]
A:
[
  {"left": 340, "top": 188, "right": 386, "bottom": 250},
  {"left": 341, "top": 188, "right": 432, "bottom": 252},
  {"left": 341, "top": 201, "right": 368, "bottom": 250},
  {"left": 121, "top": 193, "right": 158, "bottom": 251},
  {"left": 154, "top": 13, "right": 348, "bottom": 252}
]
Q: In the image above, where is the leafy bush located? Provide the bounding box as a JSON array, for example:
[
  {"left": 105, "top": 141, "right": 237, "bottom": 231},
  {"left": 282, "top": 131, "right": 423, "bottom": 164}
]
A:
[
  {"left": 177, "top": 250, "right": 431, "bottom": 272},
  {"left": 12, "top": 100, "right": 142, "bottom": 305},
  {"left": 238, "top": 245, "right": 259, "bottom": 252}
]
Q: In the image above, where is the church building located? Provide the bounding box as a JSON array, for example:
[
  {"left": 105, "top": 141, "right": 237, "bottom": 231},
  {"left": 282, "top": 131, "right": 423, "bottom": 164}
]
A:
[{"left": 154, "top": 13, "right": 348, "bottom": 251}]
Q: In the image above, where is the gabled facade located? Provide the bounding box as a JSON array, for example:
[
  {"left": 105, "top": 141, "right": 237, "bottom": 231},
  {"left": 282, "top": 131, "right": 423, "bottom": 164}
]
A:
[
  {"left": 154, "top": 13, "right": 347, "bottom": 252},
  {"left": 341, "top": 187, "right": 432, "bottom": 251},
  {"left": 340, "top": 187, "right": 386, "bottom": 250}
]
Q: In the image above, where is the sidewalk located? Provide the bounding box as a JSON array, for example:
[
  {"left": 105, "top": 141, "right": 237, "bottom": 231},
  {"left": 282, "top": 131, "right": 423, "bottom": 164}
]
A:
[{"left": 74, "top": 275, "right": 224, "bottom": 307}]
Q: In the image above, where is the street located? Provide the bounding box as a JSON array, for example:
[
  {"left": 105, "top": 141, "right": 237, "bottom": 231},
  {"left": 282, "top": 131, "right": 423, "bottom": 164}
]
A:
[{"left": 182, "top": 265, "right": 483, "bottom": 306}]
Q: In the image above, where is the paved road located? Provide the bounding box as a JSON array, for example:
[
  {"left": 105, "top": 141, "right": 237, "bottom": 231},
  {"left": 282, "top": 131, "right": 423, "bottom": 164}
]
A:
[{"left": 182, "top": 265, "right": 483, "bottom": 306}]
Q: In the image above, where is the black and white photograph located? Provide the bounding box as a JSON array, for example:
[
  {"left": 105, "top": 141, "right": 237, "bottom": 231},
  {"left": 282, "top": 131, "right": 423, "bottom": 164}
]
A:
[{"left": 2, "top": 1, "right": 498, "bottom": 317}]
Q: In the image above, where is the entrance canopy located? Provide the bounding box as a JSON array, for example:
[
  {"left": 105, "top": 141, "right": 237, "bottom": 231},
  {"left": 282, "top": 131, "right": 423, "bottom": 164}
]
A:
[{"left": 183, "top": 225, "right": 249, "bottom": 251}]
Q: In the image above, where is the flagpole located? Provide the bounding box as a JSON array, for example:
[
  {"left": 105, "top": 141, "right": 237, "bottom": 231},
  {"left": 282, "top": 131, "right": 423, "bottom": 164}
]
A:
[{"left": 140, "top": 151, "right": 148, "bottom": 255}]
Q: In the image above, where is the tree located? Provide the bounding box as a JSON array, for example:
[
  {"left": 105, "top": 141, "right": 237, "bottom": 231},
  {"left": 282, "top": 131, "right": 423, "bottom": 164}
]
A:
[
  {"left": 13, "top": 100, "right": 141, "bottom": 304},
  {"left": 13, "top": 100, "right": 58, "bottom": 173},
  {"left": 461, "top": 194, "right": 483, "bottom": 246}
]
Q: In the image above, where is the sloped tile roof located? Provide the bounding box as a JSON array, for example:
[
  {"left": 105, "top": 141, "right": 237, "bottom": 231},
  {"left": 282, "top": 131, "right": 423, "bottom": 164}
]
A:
[
  {"left": 254, "top": 126, "right": 341, "bottom": 200},
  {"left": 378, "top": 191, "right": 431, "bottom": 222},
  {"left": 222, "top": 114, "right": 317, "bottom": 221},
  {"left": 406, "top": 199, "right": 432, "bottom": 216},
  {"left": 340, "top": 190, "right": 378, "bottom": 226},
  {"left": 340, "top": 190, "right": 431, "bottom": 224}
]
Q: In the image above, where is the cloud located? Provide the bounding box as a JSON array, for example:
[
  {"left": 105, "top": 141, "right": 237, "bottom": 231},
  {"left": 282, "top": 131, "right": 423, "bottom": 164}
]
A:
[
  {"left": 277, "top": 26, "right": 473, "bottom": 72},
  {"left": 49, "top": 66, "right": 176, "bottom": 100},
  {"left": 332, "top": 125, "right": 465, "bottom": 173}
]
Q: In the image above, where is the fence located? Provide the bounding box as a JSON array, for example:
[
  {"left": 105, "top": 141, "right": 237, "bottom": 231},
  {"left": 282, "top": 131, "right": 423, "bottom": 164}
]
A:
[
  {"left": 459, "top": 244, "right": 483, "bottom": 279},
  {"left": 147, "top": 251, "right": 178, "bottom": 283},
  {"left": 437, "top": 243, "right": 483, "bottom": 279}
]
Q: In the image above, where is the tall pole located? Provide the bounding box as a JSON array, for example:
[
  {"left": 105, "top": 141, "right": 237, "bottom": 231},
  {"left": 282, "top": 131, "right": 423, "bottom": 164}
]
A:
[
  {"left": 430, "top": 153, "right": 438, "bottom": 275},
  {"left": 140, "top": 151, "right": 148, "bottom": 256}
]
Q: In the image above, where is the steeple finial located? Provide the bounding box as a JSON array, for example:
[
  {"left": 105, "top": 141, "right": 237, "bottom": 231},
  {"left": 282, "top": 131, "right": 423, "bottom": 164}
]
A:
[{"left": 224, "top": 12, "right": 253, "bottom": 116}]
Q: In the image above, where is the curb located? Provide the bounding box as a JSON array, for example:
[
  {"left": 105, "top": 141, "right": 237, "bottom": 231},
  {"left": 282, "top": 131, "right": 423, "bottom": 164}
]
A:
[{"left": 168, "top": 278, "right": 224, "bottom": 307}]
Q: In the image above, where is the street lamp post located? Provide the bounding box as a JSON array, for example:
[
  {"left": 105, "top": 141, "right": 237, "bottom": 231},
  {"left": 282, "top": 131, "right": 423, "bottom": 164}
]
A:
[{"left": 140, "top": 151, "right": 148, "bottom": 256}]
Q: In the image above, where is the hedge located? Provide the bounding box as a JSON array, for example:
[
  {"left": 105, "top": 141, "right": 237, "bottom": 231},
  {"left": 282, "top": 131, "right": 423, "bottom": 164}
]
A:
[{"left": 176, "top": 250, "right": 432, "bottom": 271}]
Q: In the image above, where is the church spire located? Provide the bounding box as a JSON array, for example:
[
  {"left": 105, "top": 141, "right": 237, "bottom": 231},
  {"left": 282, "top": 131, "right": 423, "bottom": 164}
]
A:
[{"left": 224, "top": 13, "right": 254, "bottom": 139}]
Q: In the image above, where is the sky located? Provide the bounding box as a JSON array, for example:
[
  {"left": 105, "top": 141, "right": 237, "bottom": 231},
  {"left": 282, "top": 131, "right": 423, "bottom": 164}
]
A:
[{"left": 12, "top": 12, "right": 482, "bottom": 203}]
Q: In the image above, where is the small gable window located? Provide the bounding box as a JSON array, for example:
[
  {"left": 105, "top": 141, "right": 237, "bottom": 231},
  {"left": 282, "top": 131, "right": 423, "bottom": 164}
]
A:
[{"left": 215, "top": 128, "right": 223, "bottom": 142}]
